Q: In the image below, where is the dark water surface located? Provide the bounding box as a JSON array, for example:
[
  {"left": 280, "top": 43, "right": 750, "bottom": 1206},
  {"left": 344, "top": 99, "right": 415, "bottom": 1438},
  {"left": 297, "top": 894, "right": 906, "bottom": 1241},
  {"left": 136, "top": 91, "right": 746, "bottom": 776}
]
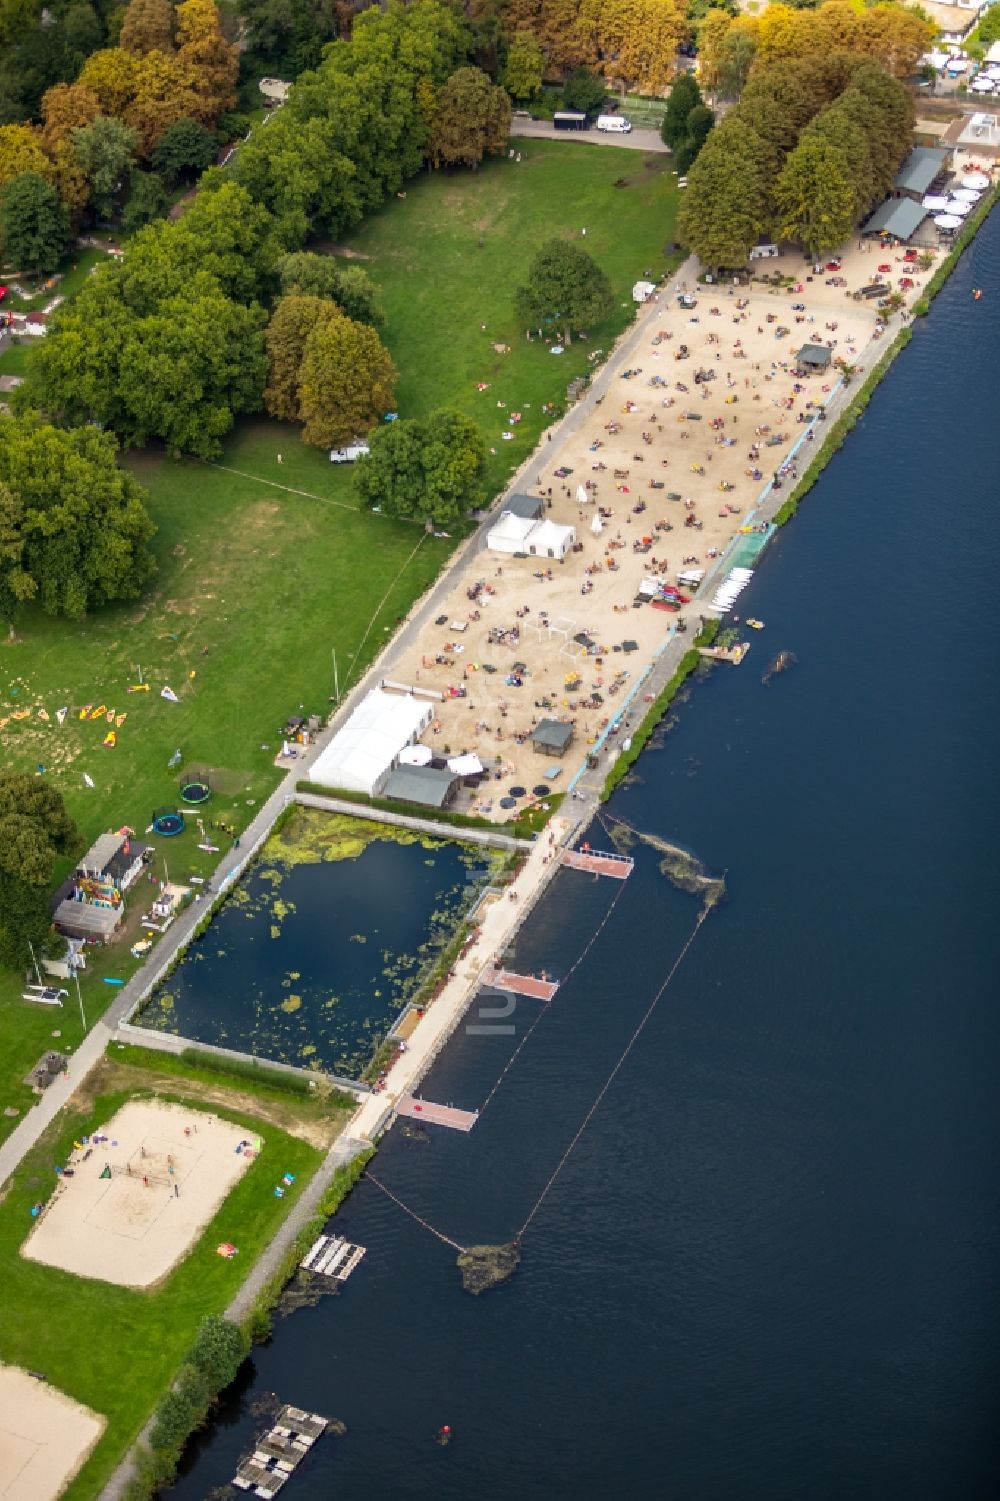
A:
[
  {"left": 140, "top": 837, "right": 477, "bottom": 1077},
  {"left": 168, "top": 213, "right": 1000, "bottom": 1500}
]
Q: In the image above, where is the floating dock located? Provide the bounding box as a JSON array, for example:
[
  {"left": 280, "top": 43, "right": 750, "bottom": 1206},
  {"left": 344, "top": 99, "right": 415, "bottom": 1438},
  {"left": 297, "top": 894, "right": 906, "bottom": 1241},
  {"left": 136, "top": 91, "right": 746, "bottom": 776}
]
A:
[
  {"left": 480, "top": 967, "right": 559, "bottom": 1001},
  {"left": 396, "top": 1096, "right": 479, "bottom": 1132},
  {"left": 232, "top": 1405, "right": 328, "bottom": 1496},
  {"left": 559, "top": 848, "right": 634, "bottom": 879},
  {"left": 300, "top": 1234, "right": 366, "bottom": 1280}
]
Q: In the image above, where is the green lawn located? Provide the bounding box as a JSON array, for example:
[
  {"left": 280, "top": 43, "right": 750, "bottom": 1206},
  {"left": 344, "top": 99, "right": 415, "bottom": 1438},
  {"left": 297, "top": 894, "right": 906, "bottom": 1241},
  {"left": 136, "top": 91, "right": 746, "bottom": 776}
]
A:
[
  {"left": 0, "top": 341, "right": 29, "bottom": 377},
  {"left": 0, "top": 141, "right": 678, "bottom": 1135},
  {"left": 1, "top": 247, "right": 112, "bottom": 313},
  {"left": 0, "top": 1045, "right": 352, "bottom": 1500}
]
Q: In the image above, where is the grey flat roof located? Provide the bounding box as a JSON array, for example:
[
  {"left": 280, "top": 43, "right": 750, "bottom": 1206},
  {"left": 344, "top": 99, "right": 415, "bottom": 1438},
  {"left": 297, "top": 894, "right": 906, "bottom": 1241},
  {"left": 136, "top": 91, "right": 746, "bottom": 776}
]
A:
[
  {"left": 54, "top": 899, "right": 122, "bottom": 937},
  {"left": 796, "top": 343, "right": 832, "bottom": 367},
  {"left": 530, "top": 718, "right": 574, "bottom": 750},
  {"left": 862, "top": 198, "right": 929, "bottom": 241},
  {"left": 80, "top": 831, "right": 124, "bottom": 873},
  {"left": 383, "top": 764, "right": 456, "bottom": 808},
  {"left": 500, "top": 493, "right": 544, "bottom": 520},
  {"left": 893, "top": 147, "right": 948, "bottom": 196}
]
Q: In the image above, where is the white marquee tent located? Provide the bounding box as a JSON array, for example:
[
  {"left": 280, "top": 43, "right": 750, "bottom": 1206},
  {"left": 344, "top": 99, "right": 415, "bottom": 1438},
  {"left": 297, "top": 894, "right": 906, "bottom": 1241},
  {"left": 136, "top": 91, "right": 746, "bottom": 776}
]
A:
[
  {"left": 487, "top": 513, "right": 576, "bottom": 560},
  {"left": 309, "top": 688, "right": 433, "bottom": 796}
]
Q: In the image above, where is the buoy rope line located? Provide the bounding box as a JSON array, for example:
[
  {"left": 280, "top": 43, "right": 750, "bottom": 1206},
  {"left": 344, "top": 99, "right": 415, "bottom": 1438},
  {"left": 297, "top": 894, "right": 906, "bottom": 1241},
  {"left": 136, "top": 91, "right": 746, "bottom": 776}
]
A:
[
  {"left": 476, "top": 877, "right": 629, "bottom": 1118},
  {"left": 516, "top": 902, "right": 710, "bottom": 1239},
  {"left": 365, "top": 1170, "right": 467, "bottom": 1253}
]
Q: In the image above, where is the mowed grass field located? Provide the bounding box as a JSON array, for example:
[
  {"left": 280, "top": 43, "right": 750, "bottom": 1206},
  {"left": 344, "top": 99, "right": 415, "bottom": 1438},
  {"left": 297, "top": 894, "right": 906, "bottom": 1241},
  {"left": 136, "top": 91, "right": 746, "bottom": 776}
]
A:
[
  {"left": 0, "top": 141, "right": 678, "bottom": 1131},
  {"left": 0, "top": 1046, "right": 353, "bottom": 1501}
]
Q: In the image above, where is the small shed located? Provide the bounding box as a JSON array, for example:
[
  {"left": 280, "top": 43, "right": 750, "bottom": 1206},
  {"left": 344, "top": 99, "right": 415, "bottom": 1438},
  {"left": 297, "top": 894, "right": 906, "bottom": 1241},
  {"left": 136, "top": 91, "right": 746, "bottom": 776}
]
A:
[
  {"left": 382, "top": 764, "right": 457, "bottom": 809},
  {"left": 500, "top": 493, "right": 545, "bottom": 521},
  {"left": 530, "top": 719, "right": 575, "bottom": 757},
  {"left": 53, "top": 898, "right": 123, "bottom": 943},
  {"left": 632, "top": 279, "right": 657, "bottom": 302},
  {"left": 795, "top": 344, "right": 833, "bottom": 372}
]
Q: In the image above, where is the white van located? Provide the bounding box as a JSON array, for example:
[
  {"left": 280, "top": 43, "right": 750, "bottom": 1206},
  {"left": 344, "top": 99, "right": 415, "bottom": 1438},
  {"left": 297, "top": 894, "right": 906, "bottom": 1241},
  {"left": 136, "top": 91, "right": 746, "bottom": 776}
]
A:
[
  {"left": 329, "top": 442, "right": 370, "bottom": 463},
  {"left": 596, "top": 115, "right": 632, "bottom": 133}
]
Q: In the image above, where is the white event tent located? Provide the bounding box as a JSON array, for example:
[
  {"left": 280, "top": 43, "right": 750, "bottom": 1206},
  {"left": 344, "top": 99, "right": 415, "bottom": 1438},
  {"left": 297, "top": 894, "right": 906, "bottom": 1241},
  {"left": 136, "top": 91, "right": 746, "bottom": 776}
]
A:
[{"left": 309, "top": 687, "right": 434, "bottom": 795}]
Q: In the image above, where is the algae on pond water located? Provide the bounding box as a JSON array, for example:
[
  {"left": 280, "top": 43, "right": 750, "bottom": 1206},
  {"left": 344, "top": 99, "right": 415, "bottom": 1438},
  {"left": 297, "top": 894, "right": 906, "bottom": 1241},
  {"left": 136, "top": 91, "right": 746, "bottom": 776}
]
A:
[{"left": 138, "top": 811, "right": 513, "bottom": 1077}]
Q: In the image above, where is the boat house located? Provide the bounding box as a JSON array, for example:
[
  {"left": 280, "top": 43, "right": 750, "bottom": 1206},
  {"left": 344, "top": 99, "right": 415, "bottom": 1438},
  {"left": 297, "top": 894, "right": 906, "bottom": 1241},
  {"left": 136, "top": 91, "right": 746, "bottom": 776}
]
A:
[
  {"left": 892, "top": 146, "right": 949, "bottom": 202},
  {"left": 861, "top": 198, "right": 929, "bottom": 244},
  {"left": 382, "top": 764, "right": 458, "bottom": 809}
]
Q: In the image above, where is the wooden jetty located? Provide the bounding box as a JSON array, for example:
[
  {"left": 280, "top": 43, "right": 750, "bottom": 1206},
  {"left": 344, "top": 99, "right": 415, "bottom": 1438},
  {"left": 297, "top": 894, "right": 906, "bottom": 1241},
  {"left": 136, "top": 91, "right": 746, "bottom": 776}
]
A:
[
  {"left": 480, "top": 967, "right": 559, "bottom": 1002},
  {"left": 232, "top": 1405, "right": 328, "bottom": 1496},
  {"left": 396, "top": 1096, "right": 479, "bottom": 1132},
  {"left": 559, "top": 848, "right": 634, "bottom": 880},
  {"left": 300, "top": 1233, "right": 366, "bottom": 1280},
  {"left": 698, "top": 641, "right": 750, "bottom": 665}
]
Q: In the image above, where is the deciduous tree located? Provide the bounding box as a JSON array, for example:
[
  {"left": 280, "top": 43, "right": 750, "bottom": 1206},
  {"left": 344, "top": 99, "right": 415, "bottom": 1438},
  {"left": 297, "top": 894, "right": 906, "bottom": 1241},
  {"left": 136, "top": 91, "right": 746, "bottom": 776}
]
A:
[
  {"left": 677, "top": 115, "right": 768, "bottom": 267},
  {"left": 151, "top": 116, "right": 218, "bottom": 182},
  {"left": 71, "top": 115, "right": 140, "bottom": 218},
  {"left": 428, "top": 66, "right": 511, "bottom": 168},
  {"left": 297, "top": 314, "right": 397, "bottom": 448},
  {"left": 503, "top": 31, "right": 545, "bottom": 100},
  {"left": 276, "top": 252, "right": 385, "bottom": 326},
  {"left": 577, "top": 0, "right": 687, "bottom": 93},
  {"left": 77, "top": 48, "right": 140, "bottom": 117},
  {"left": 0, "top": 124, "right": 52, "bottom": 190},
  {"left": 0, "top": 172, "right": 69, "bottom": 275},
  {"left": 122, "top": 168, "right": 168, "bottom": 230},
  {"left": 119, "top": 0, "right": 176, "bottom": 55},
  {"left": 0, "top": 771, "right": 78, "bottom": 970},
  {"left": 673, "top": 101, "right": 714, "bottom": 173},
  {"left": 263, "top": 293, "right": 343, "bottom": 422},
  {"left": 562, "top": 64, "right": 605, "bottom": 113},
  {"left": 39, "top": 83, "right": 102, "bottom": 150},
  {"left": 356, "top": 408, "right": 487, "bottom": 525},
  {"left": 775, "top": 133, "right": 855, "bottom": 255},
  {"left": 661, "top": 70, "right": 701, "bottom": 148},
  {"left": 514, "top": 237, "right": 613, "bottom": 343}
]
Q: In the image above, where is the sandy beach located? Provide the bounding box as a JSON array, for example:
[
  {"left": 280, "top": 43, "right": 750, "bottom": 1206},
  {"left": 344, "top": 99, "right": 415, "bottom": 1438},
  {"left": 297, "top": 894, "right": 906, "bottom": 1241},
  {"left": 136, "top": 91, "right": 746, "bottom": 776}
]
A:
[
  {"left": 0, "top": 1366, "right": 104, "bottom": 1501},
  {"left": 382, "top": 234, "right": 945, "bottom": 813},
  {"left": 22, "top": 1100, "right": 260, "bottom": 1288}
]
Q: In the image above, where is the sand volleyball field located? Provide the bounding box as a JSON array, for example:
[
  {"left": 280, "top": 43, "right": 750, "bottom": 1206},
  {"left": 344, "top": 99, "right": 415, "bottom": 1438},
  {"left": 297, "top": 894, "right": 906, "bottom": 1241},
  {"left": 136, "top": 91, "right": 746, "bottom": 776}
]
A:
[
  {"left": 22, "top": 1100, "right": 261, "bottom": 1288},
  {"left": 0, "top": 1366, "right": 104, "bottom": 1501}
]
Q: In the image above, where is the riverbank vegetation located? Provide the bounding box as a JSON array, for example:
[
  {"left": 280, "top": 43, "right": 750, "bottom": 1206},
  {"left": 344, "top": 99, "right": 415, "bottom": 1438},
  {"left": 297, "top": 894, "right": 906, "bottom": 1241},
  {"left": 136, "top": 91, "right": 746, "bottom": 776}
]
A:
[{"left": 0, "top": 1044, "right": 340, "bottom": 1499}]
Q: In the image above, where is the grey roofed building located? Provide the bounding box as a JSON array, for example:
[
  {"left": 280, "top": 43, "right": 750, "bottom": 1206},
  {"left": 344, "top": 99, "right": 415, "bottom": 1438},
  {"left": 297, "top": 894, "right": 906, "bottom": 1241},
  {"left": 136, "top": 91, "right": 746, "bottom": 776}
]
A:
[
  {"left": 861, "top": 199, "right": 929, "bottom": 242},
  {"left": 498, "top": 493, "right": 544, "bottom": 520},
  {"left": 530, "top": 718, "right": 575, "bottom": 755},
  {"left": 795, "top": 344, "right": 833, "bottom": 371},
  {"left": 893, "top": 147, "right": 948, "bottom": 199},
  {"left": 382, "top": 763, "right": 457, "bottom": 808},
  {"left": 53, "top": 898, "right": 123, "bottom": 942}
]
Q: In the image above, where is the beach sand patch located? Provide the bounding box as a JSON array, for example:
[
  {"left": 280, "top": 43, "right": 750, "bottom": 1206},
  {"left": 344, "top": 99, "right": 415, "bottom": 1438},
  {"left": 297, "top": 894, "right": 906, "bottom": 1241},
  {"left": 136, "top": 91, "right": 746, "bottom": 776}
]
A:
[
  {"left": 22, "top": 1100, "right": 261, "bottom": 1288},
  {"left": 0, "top": 1366, "right": 104, "bottom": 1501}
]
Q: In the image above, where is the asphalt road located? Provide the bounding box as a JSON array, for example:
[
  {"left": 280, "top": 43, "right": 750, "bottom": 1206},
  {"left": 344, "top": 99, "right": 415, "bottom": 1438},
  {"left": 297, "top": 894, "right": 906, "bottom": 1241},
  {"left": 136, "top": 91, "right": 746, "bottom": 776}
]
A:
[{"left": 510, "top": 118, "right": 669, "bottom": 154}]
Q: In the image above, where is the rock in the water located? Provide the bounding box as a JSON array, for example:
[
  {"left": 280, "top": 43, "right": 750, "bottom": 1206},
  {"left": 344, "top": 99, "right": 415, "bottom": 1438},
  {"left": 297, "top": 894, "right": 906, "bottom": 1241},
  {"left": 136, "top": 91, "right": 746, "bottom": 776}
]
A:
[
  {"left": 762, "top": 649, "right": 797, "bottom": 685},
  {"left": 457, "top": 1242, "right": 521, "bottom": 1295}
]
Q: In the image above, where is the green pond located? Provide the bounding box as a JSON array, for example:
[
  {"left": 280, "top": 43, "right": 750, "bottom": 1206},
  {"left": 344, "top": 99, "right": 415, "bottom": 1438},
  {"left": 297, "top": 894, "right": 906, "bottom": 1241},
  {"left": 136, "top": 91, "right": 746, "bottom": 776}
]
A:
[{"left": 138, "top": 810, "right": 505, "bottom": 1077}]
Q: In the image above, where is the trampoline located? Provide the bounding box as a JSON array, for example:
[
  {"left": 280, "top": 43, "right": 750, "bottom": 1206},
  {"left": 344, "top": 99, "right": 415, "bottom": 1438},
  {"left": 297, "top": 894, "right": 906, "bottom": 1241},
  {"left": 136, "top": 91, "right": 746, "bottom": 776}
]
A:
[
  {"left": 179, "top": 769, "right": 212, "bottom": 805},
  {"left": 152, "top": 806, "right": 184, "bottom": 837}
]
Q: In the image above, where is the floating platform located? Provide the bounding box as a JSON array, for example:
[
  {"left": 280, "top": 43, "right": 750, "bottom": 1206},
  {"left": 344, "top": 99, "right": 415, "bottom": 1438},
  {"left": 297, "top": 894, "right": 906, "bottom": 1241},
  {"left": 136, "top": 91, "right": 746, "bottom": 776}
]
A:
[
  {"left": 396, "top": 1096, "right": 479, "bottom": 1132},
  {"left": 300, "top": 1234, "right": 366, "bottom": 1280},
  {"left": 559, "top": 848, "right": 634, "bottom": 879},
  {"left": 232, "top": 1406, "right": 328, "bottom": 1495},
  {"left": 480, "top": 967, "right": 559, "bottom": 1001},
  {"left": 698, "top": 642, "right": 750, "bottom": 665}
]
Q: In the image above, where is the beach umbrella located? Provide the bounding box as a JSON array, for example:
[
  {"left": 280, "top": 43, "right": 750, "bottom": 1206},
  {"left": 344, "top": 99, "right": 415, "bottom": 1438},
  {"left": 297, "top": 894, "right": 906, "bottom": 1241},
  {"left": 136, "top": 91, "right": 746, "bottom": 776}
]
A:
[
  {"left": 399, "top": 744, "right": 433, "bottom": 766},
  {"left": 591, "top": 512, "right": 603, "bottom": 535},
  {"left": 576, "top": 484, "right": 590, "bottom": 505},
  {"left": 447, "top": 752, "right": 483, "bottom": 776},
  {"left": 933, "top": 214, "right": 962, "bottom": 229},
  {"left": 921, "top": 195, "right": 950, "bottom": 211},
  {"left": 952, "top": 188, "right": 981, "bottom": 202},
  {"left": 962, "top": 172, "right": 990, "bottom": 190},
  {"left": 945, "top": 199, "right": 972, "bottom": 216}
]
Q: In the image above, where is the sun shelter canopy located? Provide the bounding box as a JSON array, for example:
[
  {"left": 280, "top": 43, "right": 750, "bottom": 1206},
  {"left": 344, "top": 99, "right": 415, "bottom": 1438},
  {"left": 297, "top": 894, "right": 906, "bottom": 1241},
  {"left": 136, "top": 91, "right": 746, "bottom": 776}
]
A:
[
  {"left": 962, "top": 172, "right": 990, "bottom": 189},
  {"left": 862, "top": 199, "right": 929, "bottom": 242},
  {"left": 530, "top": 718, "right": 574, "bottom": 755},
  {"left": 934, "top": 214, "right": 962, "bottom": 228},
  {"left": 893, "top": 147, "right": 948, "bottom": 197},
  {"left": 487, "top": 512, "right": 537, "bottom": 554},
  {"left": 309, "top": 687, "right": 433, "bottom": 795},
  {"left": 795, "top": 343, "right": 833, "bottom": 370},
  {"left": 399, "top": 743, "right": 433, "bottom": 766},
  {"left": 922, "top": 195, "right": 951, "bottom": 212},
  {"left": 487, "top": 514, "right": 576, "bottom": 559},
  {"left": 447, "top": 752, "right": 484, "bottom": 777},
  {"left": 382, "top": 764, "right": 457, "bottom": 809}
]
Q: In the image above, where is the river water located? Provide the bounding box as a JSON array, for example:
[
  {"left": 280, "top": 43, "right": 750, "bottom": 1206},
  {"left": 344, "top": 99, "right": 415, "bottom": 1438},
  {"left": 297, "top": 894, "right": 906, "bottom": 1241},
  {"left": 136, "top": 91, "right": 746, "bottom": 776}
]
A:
[{"left": 167, "top": 211, "right": 1000, "bottom": 1501}]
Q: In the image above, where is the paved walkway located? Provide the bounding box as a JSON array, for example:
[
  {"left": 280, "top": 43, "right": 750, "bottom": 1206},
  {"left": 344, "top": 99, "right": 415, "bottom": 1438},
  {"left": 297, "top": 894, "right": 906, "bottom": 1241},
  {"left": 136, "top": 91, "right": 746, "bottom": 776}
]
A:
[{"left": 510, "top": 119, "right": 668, "bottom": 154}]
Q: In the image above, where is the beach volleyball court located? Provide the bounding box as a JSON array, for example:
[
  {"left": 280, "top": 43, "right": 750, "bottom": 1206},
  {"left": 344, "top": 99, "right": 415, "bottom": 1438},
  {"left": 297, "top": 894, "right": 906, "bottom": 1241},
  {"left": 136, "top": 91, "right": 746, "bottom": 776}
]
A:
[
  {"left": 0, "top": 1366, "right": 104, "bottom": 1501},
  {"left": 22, "top": 1100, "right": 261, "bottom": 1288}
]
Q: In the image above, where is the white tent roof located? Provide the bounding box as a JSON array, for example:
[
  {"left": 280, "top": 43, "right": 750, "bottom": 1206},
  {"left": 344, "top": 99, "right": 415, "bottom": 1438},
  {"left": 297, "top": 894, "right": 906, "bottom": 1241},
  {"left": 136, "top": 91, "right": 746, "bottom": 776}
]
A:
[
  {"left": 309, "top": 688, "right": 431, "bottom": 794},
  {"left": 934, "top": 214, "right": 962, "bottom": 228},
  {"left": 527, "top": 519, "right": 575, "bottom": 553},
  {"left": 488, "top": 512, "right": 536, "bottom": 547},
  {"left": 922, "top": 195, "right": 951, "bottom": 211},
  {"left": 447, "top": 752, "right": 484, "bottom": 776},
  {"left": 962, "top": 172, "right": 990, "bottom": 188},
  {"left": 399, "top": 743, "right": 433, "bottom": 766},
  {"left": 576, "top": 484, "right": 589, "bottom": 504}
]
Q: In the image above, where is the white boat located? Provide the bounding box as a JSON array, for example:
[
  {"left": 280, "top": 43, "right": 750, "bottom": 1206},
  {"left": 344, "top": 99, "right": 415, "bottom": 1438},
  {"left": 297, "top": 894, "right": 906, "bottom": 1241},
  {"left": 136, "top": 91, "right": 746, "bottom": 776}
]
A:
[{"left": 22, "top": 984, "right": 67, "bottom": 1006}]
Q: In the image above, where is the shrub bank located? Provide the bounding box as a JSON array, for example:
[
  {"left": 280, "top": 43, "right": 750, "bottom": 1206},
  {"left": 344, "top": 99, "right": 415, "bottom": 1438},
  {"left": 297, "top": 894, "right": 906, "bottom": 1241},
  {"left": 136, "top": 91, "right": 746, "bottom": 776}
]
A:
[{"left": 298, "top": 781, "right": 558, "bottom": 838}]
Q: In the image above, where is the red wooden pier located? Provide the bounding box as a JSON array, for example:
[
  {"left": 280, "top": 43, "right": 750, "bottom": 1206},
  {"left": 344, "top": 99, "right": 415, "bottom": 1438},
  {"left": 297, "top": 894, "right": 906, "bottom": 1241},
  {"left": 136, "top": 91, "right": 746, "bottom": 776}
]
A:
[
  {"left": 559, "top": 847, "right": 634, "bottom": 880},
  {"left": 480, "top": 967, "right": 559, "bottom": 1002},
  {"left": 396, "top": 1096, "right": 479, "bottom": 1132}
]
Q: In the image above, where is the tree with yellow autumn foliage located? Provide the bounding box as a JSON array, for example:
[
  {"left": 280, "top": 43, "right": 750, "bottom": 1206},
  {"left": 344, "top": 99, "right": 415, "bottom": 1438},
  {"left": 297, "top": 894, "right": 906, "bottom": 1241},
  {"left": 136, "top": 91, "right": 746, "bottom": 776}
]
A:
[{"left": 577, "top": 0, "right": 687, "bottom": 93}]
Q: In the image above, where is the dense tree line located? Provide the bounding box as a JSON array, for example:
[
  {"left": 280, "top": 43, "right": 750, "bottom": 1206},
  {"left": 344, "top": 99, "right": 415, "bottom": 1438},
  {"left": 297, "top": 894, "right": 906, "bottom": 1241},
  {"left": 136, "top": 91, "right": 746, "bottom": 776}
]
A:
[
  {"left": 18, "top": 1, "right": 516, "bottom": 456},
  {"left": 0, "top": 771, "right": 78, "bottom": 969},
  {"left": 679, "top": 49, "right": 914, "bottom": 266}
]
